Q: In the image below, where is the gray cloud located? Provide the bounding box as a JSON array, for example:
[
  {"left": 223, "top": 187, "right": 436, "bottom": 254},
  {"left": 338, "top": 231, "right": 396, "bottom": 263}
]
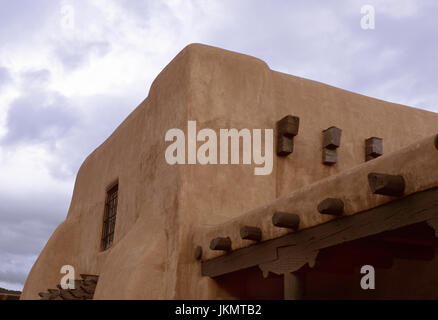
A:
[
  {"left": 0, "top": 218, "right": 60, "bottom": 258},
  {"left": 3, "top": 93, "right": 77, "bottom": 145},
  {"left": 198, "top": 0, "right": 438, "bottom": 111},
  {"left": 44, "top": 93, "right": 140, "bottom": 180},
  {"left": 1, "top": 66, "right": 140, "bottom": 181},
  {"left": 54, "top": 40, "right": 111, "bottom": 70},
  {"left": 0, "top": 67, "right": 11, "bottom": 90},
  {"left": 2, "top": 70, "right": 78, "bottom": 147},
  {"left": 0, "top": 252, "right": 39, "bottom": 290},
  {"left": 0, "top": 269, "right": 28, "bottom": 287},
  {"left": 0, "top": 0, "right": 55, "bottom": 43}
]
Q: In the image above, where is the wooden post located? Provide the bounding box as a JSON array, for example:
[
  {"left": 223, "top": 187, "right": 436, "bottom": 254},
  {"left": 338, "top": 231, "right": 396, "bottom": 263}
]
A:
[{"left": 283, "top": 272, "right": 303, "bottom": 300}]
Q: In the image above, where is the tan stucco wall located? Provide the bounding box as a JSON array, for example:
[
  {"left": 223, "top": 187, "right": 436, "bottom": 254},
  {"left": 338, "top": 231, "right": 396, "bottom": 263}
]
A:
[{"left": 21, "top": 44, "right": 438, "bottom": 299}]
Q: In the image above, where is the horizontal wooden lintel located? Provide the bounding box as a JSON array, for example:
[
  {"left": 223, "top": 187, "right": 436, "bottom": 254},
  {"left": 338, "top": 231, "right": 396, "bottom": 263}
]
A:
[{"left": 202, "top": 187, "right": 438, "bottom": 278}]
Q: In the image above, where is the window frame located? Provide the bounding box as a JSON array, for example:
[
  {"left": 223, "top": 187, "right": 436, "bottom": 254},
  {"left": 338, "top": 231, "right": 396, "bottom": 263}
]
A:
[{"left": 101, "top": 183, "right": 118, "bottom": 251}]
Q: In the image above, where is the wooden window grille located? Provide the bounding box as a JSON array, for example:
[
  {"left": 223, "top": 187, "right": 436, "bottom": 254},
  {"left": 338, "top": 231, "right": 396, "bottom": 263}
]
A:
[{"left": 101, "top": 184, "right": 118, "bottom": 250}]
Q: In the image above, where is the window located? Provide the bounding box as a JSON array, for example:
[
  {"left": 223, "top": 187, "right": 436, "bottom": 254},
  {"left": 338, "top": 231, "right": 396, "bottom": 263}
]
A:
[{"left": 101, "top": 184, "right": 118, "bottom": 250}]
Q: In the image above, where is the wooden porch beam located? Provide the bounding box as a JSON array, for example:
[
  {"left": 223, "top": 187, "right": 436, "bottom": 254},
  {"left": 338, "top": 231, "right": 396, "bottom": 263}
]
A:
[{"left": 202, "top": 187, "right": 438, "bottom": 278}]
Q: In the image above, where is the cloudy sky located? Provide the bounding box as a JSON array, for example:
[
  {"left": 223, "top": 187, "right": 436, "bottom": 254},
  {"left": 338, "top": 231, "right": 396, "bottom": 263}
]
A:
[{"left": 1, "top": 0, "right": 437, "bottom": 291}]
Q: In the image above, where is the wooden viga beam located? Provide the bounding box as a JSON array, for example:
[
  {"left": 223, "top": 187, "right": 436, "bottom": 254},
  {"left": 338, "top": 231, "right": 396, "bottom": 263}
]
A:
[
  {"left": 365, "top": 137, "right": 383, "bottom": 162},
  {"left": 240, "top": 226, "right": 262, "bottom": 241},
  {"left": 317, "top": 198, "right": 344, "bottom": 216},
  {"left": 272, "top": 212, "right": 300, "bottom": 229},
  {"left": 276, "top": 115, "right": 300, "bottom": 157},
  {"left": 194, "top": 246, "right": 203, "bottom": 260},
  {"left": 210, "top": 237, "right": 232, "bottom": 251},
  {"left": 38, "top": 292, "right": 51, "bottom": 300},
  {"left": 322, "top": 126, "right": 342, "bottom": 165},
  {"left": 368, "top": 173, "right": 405, "bottom": 197}
]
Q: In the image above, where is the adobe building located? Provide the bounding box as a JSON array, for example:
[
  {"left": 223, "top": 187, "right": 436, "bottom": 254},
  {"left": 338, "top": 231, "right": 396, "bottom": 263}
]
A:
[
  {"left": 21, "top": 44, "right": 438, "bottom": 300},
  {"left": 0, "top": 288, "right": 20, "bottom": 300}
]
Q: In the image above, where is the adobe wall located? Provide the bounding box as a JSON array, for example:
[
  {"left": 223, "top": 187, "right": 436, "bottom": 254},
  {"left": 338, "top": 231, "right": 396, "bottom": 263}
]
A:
[
  {"left": 172, "top": 44, "right": 438, "bottom": 298},
  {"left": 21, "top": 44, "right": 438, "bottom": 299},
  {"left": 21, "top": 45, "right": 193, "bottom": 299}
]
